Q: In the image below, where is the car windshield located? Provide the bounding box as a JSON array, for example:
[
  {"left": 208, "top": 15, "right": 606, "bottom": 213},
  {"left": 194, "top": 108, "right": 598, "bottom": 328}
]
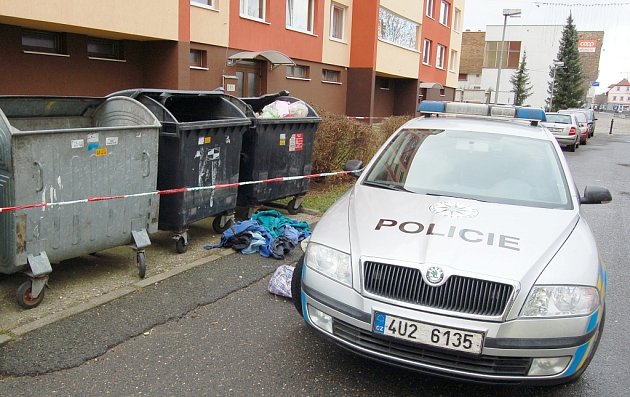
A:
[
  {"left": 545, "top": 114, "right": 571, "bottom": 124},
  {"left": 363, "top": 128, "right": 572, "bottom": 209}
]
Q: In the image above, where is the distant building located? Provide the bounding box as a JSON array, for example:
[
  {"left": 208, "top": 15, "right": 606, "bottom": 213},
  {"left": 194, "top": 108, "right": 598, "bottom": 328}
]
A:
[
  {"left": 0, "top": 0, "right": 465, "bottom": 118},
  {"left": 605, "top": 78, "right": 630, "bottom": 112},
  {"left": 458, "top": 26, "right": 604, "bottom": 108}
]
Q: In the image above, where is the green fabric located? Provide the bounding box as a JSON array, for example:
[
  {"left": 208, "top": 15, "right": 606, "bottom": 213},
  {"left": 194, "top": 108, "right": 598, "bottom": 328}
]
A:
[{"left": 252, "top": 210, "right": 311, "bottom": 239}]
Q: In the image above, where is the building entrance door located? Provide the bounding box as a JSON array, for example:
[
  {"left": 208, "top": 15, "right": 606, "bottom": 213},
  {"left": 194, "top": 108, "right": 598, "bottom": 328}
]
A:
[{"left": 233, "top": 61, "right": 263, "bottom": 97}]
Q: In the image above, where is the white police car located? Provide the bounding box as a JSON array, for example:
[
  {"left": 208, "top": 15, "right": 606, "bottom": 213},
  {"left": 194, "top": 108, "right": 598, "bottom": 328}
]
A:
[{"left": 291, "top": 101, "right": 611, "bottom": 385}]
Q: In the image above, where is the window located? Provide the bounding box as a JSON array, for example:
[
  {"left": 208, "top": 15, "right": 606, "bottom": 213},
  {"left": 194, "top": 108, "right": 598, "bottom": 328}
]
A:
[
  {"left": 191, "top": 0, "right": 216, "bottom": 7},
  {"left": 287, "top": 65, "right": 310, "bottom": 79},
  {"left": 453, "top": 8, "right": 461, "bottom": 31},
  {"left": 87, "top": 37, "right": 124, "bottom": 60},
  {"left": 330, "top": 3, "right": 345, "bottom": 40},
  {"left": 449, "top": 49, "right": 458, "bottom": 72},
  {"left": 322, "top": 69, "right": 341, "bottom": 83},
  {"left": 240, "top": 0, "right": 265, "bottom": 20},
  {"left": 436, "top": 44, "right": 446, "bottom": 69},
  {"left": 376, "top": 77, "right": 391, "bottom": 90},
  {"left": 613, "top": 96, "right": 617, "bottom": 101},
  {"left": 426, "top": 0, "right": 434, "bottom": 18},
  {"left": 22, "top": 29, "right": 67, "bottom": 55},
  {"left": 626, "top": 87, "right": 629, "bottom": 91},
  {"left": 287, "top": 0, "right": 314, "bottom": 32},
  {"left": 616, "top": 86, "right": 620, "bottom": 91},
  {"left": 621, "top": 96, "right": 625, "bottom": 101},
  {"left": 458, "top": 73, "right": 467, "bottom": 81},
  {"left": 378, "top": 7, "right": 419, "bottom": 50},
  {"left": 190, "top": 49, "right": 207, "bottom": 68},
  {"left": 422, "top": 39, "right": 432, "bottom": 65},
  {"left": 439, "top": 1, "right": 450, "bottom": 26},
  {"left": 483, "top": 41, "right": 521, "bottom": 69}
]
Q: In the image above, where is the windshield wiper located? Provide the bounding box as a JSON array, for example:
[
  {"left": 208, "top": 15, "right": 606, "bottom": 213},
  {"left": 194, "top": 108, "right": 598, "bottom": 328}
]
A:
[{"left": 363, "top": 180, "right": 410, "bottom": 192}]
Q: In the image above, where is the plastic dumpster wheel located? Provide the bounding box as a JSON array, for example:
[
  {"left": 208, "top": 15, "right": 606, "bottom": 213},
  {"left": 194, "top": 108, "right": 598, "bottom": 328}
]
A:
[
  {"left": 136, "top": 252, "right": 147, "bottom": 279},
  {"left": 212, "top": 216, "right": 233, "bottom": 234},
  {"left": 176, "top": 236, "right": 188, "bottom": 254},
  {"left": 291, "top": 255, "right": 304, "bottom": 316},
  {"left": 287, "top": 198, "right": 303, "bottom": 215},
  {"left": 16, "top": 280, "right": 45, "bottom": 309}
]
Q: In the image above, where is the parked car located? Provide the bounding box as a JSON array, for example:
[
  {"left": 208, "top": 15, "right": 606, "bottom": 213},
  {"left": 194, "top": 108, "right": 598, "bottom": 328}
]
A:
[
  {"left": 562, "top": 108, "right": 597, "bottom": 137},
  {"left": 559, "top": 109, "right": 589, "bottom": 143},
  {"left": 541, "top": 112, "right": 580, "bottom": 152},
  {"left": 292, "top": 102, "right": 611, "bottom": 385}
]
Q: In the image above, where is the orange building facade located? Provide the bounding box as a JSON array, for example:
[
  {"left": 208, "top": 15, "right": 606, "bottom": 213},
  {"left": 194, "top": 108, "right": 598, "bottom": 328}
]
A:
[{"left": 0, "top": 0, "right": 464, "bottom": 116}]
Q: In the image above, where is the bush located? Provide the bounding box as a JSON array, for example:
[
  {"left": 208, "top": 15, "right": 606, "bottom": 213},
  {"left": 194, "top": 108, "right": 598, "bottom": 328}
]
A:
[{"left": 311, "top": 107, "right": 412, "bottom": 175}]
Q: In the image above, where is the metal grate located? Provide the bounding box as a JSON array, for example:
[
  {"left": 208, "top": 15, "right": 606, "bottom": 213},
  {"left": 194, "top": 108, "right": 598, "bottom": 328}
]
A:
[
  {"left": 334, "top": 320, "right": 532, "bottom": 376},
  {"left": 363, "top": 261, "right": 514, "bottom": 317}
]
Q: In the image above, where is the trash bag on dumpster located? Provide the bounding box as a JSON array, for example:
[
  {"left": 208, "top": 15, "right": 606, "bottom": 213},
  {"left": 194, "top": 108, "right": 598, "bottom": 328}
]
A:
[{"left": 268, "top": 264, "right": 295, "bottom": 298}]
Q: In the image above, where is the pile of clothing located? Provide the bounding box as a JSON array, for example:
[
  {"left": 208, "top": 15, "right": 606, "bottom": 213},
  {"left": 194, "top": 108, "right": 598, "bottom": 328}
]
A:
[{"left": 204, "top": 210, "right": 310, "bottom": 259}]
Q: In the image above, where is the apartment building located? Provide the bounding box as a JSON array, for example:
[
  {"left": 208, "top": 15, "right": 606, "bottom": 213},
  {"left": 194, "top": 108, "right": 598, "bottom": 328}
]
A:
[
  {"left": 605, "top": 78, "right": 630, "bottom": 112},
  {"left": 0, "top": 0, "right": 464, "bottom": 117},
  {"left": 458, "top": 26, "right": 604, "bottom": 108}
]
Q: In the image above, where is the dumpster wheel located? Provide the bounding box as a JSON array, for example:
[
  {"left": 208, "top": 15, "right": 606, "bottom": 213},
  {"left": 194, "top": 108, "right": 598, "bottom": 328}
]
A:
[
  {"left": 136, "top": 251, "right": 147, "bottom": 279},
  {"left": 176, "top": 236, "right": 188, "bottom": 254},
  {"left": 287, "top": 198, "right": 303, "bottom": 215},
  {"left": 212, "top": 215, "right": 233, "bottom": 234},
  {"left": 16, "top": 279, "right": 45, "bottom": 309}
]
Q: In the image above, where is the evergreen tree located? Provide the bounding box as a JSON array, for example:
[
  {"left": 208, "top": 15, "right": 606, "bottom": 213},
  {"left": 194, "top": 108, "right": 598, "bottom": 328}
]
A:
[
  {"left": 510, "top": 51, "right": 533, "bottom": 106},
  {"left": 547, "top": 13, "right": 584, "bottom": 111}
]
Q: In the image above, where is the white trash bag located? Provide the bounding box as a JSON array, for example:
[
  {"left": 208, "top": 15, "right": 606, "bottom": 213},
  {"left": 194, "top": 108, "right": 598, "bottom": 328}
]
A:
[{"left": 268, "top": 264, "right": 295, "bottom": 298}]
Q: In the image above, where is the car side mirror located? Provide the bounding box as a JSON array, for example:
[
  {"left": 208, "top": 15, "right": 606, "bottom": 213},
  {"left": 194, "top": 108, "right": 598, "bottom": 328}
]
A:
[
  {"left": 581, "top": 185, "right": 612, "bottom": 204},
  {"left": 343, "top": 159, "right": 364, "bottom": 178}
]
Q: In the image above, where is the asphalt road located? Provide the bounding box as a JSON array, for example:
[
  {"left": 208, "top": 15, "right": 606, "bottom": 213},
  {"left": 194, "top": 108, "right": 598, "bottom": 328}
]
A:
[{"left": 0, "top": 118, "right": 629, "bottom": 396}]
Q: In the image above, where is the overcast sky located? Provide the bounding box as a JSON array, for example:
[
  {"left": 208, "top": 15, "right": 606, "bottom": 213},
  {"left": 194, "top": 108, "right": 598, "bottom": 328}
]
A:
[{"left": 463, "top": 0, "right": 630, "bottom": 93}]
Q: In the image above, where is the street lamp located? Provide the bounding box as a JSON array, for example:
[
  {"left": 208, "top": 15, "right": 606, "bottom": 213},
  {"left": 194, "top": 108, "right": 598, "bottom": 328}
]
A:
[
  {"left": 549, "top": 61, "right": 565, "bottom": 111},
  {"left": 494, "top": 8, "right": 522, "bottom": 104}
]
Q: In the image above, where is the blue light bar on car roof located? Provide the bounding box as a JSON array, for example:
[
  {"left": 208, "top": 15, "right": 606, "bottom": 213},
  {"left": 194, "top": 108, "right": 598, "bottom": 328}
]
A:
[{"left": 418, "top": 101, "right": 546, "bottom": 122}]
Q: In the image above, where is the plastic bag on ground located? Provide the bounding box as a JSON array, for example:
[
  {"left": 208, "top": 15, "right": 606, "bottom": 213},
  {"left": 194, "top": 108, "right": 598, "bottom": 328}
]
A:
[{"left": 268, "top": 264, "right": 295, "bottom": 298}]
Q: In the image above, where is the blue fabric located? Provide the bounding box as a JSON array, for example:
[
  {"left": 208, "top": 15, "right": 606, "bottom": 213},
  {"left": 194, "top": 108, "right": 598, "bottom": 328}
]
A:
[
  {"left": 204, "top": 211, "right": 310, "bottom": 259},
  {"left": 251, "top": 210, "right": 311, "bottom": 240},
  {"left": 241, "top": 231, "right": 266, "bottom": 254}
]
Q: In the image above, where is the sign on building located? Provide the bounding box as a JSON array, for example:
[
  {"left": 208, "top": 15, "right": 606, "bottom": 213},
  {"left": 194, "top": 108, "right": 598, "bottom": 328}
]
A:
[{"left": 578, "top": 40, "right": 597, "bottom": 53}]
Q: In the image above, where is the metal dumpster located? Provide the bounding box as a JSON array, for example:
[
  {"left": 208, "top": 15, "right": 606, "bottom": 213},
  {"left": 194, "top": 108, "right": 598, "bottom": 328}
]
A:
[
  {"left": 110, "top": 89, "right": 251, "bottom": 253},
  {"left": 237, "top": 92, "right": 320, "bottom": 216},
  {"left": 0, "top": 96, "right": 160, "bottom": 308}
]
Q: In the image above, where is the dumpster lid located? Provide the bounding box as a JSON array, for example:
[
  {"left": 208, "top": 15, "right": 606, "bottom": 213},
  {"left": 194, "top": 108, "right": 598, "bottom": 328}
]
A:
[{"left": 227, "top": 51, "right": 295, "bottom": 67}]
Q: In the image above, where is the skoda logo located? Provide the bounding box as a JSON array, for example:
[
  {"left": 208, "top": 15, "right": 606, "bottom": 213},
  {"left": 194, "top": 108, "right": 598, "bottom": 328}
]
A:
[
  {"left": 429, "top": 201, "right": 479, "bottom": 218},
  {"left": 426, "top": 266, "right": 444, "bottom": 285}
]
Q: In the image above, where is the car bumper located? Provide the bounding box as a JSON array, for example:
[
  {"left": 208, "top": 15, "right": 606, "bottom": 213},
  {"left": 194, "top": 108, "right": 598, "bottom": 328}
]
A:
[
  {"left": 553, "top": 135, "right": 578, "bottom": 146},
  {"left": 301, "top": 268, "right": 603, "bottom": 385}
]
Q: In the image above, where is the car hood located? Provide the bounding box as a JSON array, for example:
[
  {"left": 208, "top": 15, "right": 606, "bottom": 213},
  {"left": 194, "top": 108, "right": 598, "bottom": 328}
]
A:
[{"left": 315, "top": 184, "right": 579, "bottom": 286}]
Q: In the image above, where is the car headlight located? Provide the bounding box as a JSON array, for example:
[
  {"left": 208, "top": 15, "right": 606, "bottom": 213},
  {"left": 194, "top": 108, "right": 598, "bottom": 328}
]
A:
[
  {"left": 521, "top": 286, "right": 599, "bottom": 317},
  {"left": 305, "top": 243, "right": 352, "bottom": 286}
]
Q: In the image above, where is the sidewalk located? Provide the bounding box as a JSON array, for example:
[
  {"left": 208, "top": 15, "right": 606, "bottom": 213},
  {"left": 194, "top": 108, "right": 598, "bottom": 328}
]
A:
[
  {"left": 594, "top": 111, "right": 630, "bottom": 136},
  {"left": 0, "top": 209, "right": 319, "bottom": 346}
]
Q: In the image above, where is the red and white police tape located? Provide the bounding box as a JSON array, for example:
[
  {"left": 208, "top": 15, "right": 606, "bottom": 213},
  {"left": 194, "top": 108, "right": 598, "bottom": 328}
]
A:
[{"left": 0, "top": 170, "right": 359, "bottom": 213}]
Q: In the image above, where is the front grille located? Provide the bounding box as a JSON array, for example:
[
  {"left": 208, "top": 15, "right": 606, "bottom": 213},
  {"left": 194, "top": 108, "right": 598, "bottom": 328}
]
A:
[
  {"left": 334, "top": 320, "right": 532, "bottom": 376},
  {"left": 363, "top": 262, "right": 513, "bottom": 317}
]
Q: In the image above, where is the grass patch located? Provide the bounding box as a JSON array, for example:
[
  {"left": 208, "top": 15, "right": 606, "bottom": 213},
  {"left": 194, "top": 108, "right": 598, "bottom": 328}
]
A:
[{"left": 274, "top": 177, "right": 355, "bottom": 214}]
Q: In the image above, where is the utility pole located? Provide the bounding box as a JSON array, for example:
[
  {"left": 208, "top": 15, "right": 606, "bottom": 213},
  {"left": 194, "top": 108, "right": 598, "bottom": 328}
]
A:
[{"left": 494, "top": 9, "right": 521, "bottom": 104}]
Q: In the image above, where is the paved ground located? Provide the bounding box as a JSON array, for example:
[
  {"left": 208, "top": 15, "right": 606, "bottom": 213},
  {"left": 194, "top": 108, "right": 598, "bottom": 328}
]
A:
[{"left": 0, "top": 207, "right": 319, "bottom": 346}]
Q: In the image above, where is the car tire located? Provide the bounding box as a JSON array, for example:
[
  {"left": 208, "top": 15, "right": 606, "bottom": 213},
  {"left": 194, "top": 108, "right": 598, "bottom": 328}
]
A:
[
  {"left": 568, "top": 142, "right": 576, "bottom": 152},
  {"left": 291, "top": 255, "right": 305, "bottom": 316}
]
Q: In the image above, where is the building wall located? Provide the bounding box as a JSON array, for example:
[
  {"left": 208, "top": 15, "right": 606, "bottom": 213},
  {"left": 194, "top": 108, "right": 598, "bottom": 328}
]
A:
[
  {"left": 190, "top": 2, "right": 230, "bottom": 47},
  {"left": 0, "top": 23, "right": 149, "bottom": 95},
  {"left": 475, "top": 25, "right": 603, "bottom": 107},
  {"left": 0, "top": 0, "right": 179, "bottom": 40},
  {"left": 322, "top": 0, "right": 352, "bottom": 67},
  {"left": 228, "top": 0, "right": 324, "bottom": 63},
  {"left": 445, "top": 0, "right": 464, "bottom": 90},
  {"left": 419, "top": 0, "right": 452, "bottom": 85}
]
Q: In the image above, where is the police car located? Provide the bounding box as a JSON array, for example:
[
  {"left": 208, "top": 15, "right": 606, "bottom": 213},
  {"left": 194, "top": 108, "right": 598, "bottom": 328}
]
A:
[{"left": 291, "top": 101, "right": 611, "bottom": 385}]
